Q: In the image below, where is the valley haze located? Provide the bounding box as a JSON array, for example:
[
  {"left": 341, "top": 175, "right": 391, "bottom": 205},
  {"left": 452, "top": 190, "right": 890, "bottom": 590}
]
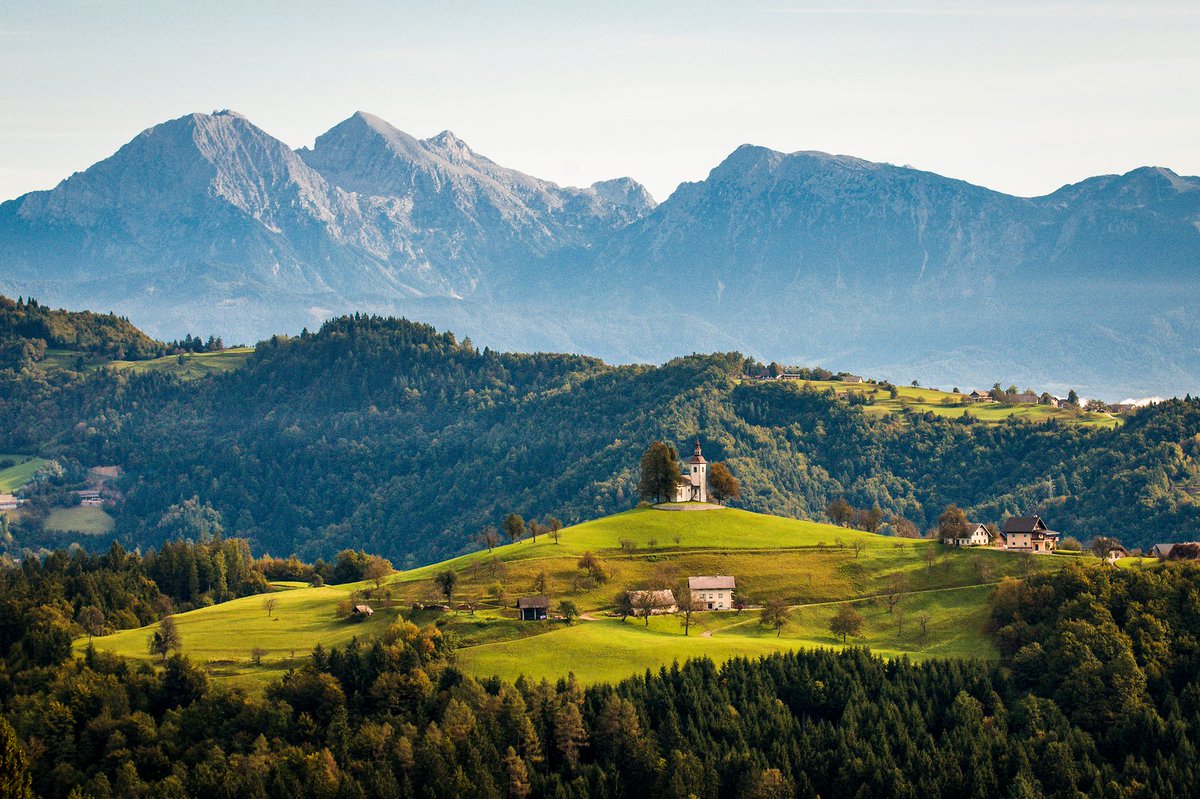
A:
[{"left": 2, "top": 110, "right": 1198, "bottom": 400}]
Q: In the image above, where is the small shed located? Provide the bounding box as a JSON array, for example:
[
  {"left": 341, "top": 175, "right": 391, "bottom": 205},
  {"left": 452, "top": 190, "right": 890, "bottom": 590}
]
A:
[
  {"left": 517, "top": 596, "right": 550, "bottom": 621},
  {"left": 352, "top": 604, "right": 374, "bottom": 617}
]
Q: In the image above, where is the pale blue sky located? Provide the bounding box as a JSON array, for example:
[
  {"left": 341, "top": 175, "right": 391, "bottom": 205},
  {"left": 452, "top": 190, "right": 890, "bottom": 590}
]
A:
[{"left": 2, "top": 1, "right": 1198, "bottom": 202}]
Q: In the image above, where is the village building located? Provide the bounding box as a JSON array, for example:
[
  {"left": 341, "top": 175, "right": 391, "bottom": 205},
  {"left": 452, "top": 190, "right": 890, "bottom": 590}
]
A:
[
  {"left": 516, "top": 596, "right": 550, "bottom": 621},
  {"left": 837, "top": 373, "right": 865, "bottom": 383},
  {"left": 0, "top": 494, "right": 20, "bottom": 511},
  {"left": 1009, "top": 392, "right": 1040, "bottom": 405},
  {"left": 76, "top": 489, "right": 103, "bottom": 507},
  {"left": 689, "top": 575, "right": 735, "bottom": 610},
  {"left": 1150, "top": 543, "right": 1177, "bottom": 559},
  {"left": 1104, "top": 544, "right": 1129, "bottom": 564},
  {"left": 948, "top": 523, "right": 990, "bottom": 547},
  {"left": 1001, "top": 516, "right": 1061, "bottom": 553},
  {"left": 673, "top": 440, "right": 709, "bottom": 503},
  {"left": 627, "top": 589, "right": 677, "bottom": 615}
]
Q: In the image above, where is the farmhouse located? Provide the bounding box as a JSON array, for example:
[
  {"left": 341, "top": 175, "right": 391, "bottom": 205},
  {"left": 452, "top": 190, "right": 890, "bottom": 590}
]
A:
[
  {"left": 0, "top": 494, "right": 20, "bottom": 510},
  {"left": 628, "top": 589, "right": 677, "bottom": 615},
  {"left": 352, "top": 604, "right": 374, "bottom": 617},
  {"left": 966, "top": 390, "right": 995, "bottom": 403},
  {"left": 516, "top": 596, "right": 550, "bottom": 621},
  {"left": 1010, "top": 392, "right": 1039, "bottom": 405},
  {"left": 838, "top": 373, "right": 865, "bottom": 384},
  {"left": 1104, "top": 544, "right": 1129, "bottom": 563},
  {"left": 689, "top": 575, "right": 735, "bottom": 610},
  {"left": 1001, "top": 516, "right": 1060, "bottom": 553},
  {"left": 948, "top": 523, "right": 990, "bottom": 547},
  {"left": 673, "top": 440, "right": 709, "bottom": 503},
  {"left": 1150, "top": 543, "right": 1177, "bottom": 559},
  {"left": 77, "top": 489, "right": 103, "bottom": 507}
]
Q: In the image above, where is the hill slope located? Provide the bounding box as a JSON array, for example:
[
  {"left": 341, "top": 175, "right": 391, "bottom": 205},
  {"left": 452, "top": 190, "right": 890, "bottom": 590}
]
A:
[
  {"left": 86, "top": 508, "right": 1065, "bottom": 687},
  {"left": 4, "top": 314, "right": 1199, "bottom": 561}
]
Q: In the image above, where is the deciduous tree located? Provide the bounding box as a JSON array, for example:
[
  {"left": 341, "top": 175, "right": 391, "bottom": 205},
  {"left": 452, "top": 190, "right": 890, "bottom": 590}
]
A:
[
  {"left": 829, "top": 603, "right": 863, "bottom": 643},
  {"left": 708, "top": 462, "right": 740, "bottom": 505}
]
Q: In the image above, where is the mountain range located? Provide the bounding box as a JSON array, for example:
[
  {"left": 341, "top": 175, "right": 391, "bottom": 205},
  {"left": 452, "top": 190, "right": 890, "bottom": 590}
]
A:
[{"left": 2, "top": 110, "right": 1198, "bottom": 398}]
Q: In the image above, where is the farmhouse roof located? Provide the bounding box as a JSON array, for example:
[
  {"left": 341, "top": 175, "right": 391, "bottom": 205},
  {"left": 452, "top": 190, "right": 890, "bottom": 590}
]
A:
[
  {"left": 1002, "top": 516, "right": 1048, "bottom": 534},
  {"left": 516, "top": 596, "right": 550, "bottom": 610},
  {"left": 689, "top": 575, "right": 735, "bottom": 590},
  {"left": 628, "top": 589, "right": 676, "bottom": 606},
  {"left": 1150, "top": 543, "right": 1177, "bottom": 558},
  {"left": 353, "top": 604, "right": 374, "bottom": 615}
]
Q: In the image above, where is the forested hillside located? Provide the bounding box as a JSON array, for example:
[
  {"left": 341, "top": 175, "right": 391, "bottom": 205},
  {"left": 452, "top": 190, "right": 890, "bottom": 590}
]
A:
[
  {"left": 2, "top": 314, "right": 1199, "bottom": 563},
  {"left": 4, "top": 559, "right": 1200, "bottom": 798}
]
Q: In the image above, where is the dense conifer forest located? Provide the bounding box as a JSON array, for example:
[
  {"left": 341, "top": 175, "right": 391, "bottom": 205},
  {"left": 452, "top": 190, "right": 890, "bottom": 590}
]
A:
[
  {"left": 2, "top": 553, "right": 1200, "bottom": 798},
  {"left": 2, "top": 310, "right": 1199, "bottom": 563}
]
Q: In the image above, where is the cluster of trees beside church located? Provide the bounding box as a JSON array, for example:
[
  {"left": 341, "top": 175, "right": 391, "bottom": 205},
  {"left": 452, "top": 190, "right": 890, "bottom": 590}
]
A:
[
  {"left": 3, "top": 313, "right": 1199, "bottom": 565},
  {"left": 4, "top": 552, "right": 1200, "bottom": 797}
]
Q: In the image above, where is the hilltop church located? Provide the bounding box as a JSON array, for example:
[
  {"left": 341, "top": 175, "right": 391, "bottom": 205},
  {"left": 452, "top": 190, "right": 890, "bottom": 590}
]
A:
[{"left": 674, "top": 440, "right": 709, "bottom": 503}]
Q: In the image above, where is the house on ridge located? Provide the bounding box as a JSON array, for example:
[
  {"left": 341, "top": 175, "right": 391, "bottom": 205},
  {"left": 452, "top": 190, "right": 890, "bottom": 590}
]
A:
[
  {"left": 1001, "top": 516, "right": 1060, "bottom": 553},
  {"left": 948, "top": 523, "right": 990, "bottom": 547},
  {"left": 689, "top": 575, "right": 735, "bottom": 610}
]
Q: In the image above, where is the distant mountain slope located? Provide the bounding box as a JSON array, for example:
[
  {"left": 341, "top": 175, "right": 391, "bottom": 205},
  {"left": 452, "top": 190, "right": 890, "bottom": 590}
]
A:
[{"left": 1, "top": 110, "right": 1197, "bottom": 396}]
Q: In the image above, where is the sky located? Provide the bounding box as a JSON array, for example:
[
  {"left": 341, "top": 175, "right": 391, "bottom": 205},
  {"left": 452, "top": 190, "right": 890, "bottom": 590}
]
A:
[{"left": 2, "top": 0, "right": 1198, "bottom": 203}]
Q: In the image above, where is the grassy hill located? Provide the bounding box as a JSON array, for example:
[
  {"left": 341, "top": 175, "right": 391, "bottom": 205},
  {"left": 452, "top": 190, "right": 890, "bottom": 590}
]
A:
[
  {"left": 0, "top": 454, "right": 48, "bottom": 493},
  {"left": 791, "top": 379, "right": 1120, "bottom": 428},
  {"left": 106, "top": 347, "right": 253, "bottom": 379},
  {"left": 83, "top": 507, "right": 1078, "bottom": 689}
]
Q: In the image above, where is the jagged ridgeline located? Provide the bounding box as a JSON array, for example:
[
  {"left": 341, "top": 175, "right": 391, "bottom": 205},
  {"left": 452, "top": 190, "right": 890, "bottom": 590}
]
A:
[{"left": 2, "top": 308, "right": 1199, "bottom": 564}]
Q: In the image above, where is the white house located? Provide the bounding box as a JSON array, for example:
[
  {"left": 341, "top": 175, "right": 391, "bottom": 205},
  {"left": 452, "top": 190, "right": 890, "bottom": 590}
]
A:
[
  {"left": 673, "top": 440, "right": 709, "bottom": 503},
  {"left": 689, "top": 575, "right": 735, "bottom": 610},
  {"left": 948, "top": 523, "right": 990, "bottom": 547},
  {"left": 0, "top": 494, "right": 20, "bottom": 511}
]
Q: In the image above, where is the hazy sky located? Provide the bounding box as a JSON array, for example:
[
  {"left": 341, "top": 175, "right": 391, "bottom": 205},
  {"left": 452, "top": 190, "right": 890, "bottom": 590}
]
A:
[{"left": 2, "top": 1, "right": 1198, "bottom": 203}]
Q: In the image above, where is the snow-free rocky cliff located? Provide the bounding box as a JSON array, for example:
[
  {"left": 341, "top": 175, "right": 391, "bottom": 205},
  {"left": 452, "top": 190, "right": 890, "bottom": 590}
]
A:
[{"left": 2, "top": 110, "right": 1198, "bottom": 397}]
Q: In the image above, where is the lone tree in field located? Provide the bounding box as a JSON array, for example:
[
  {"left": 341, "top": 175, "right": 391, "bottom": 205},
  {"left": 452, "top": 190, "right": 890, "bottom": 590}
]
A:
[
  {"left": 527, "top": 520, "right": 544, "bottom": 543},
  {"left": 761, "top": 599, "right": 790, "bottom": 637},
  {"left": 250, "top": 646, "right": 267, "bottom": 666},
  {"left": 638, "top": 441, "right": 679, "bottom": 504},
  {"left": 829, "top": 603, "right": 864, "bottom": 643},
  {"left": 938, "top": 505, "right": 971, "bottom": 543},
  {"left": 148, "top": 616, "right": 182, "bottom": 662},
  {"left": 363, "top": 555, "right": 393, "bottom": 589},
  {"left": 77, "top": 606, "right": 106, "bottom": 642},
  {"left": 675, "top": 584, "right": 698, "bottom": 636},
  {"left": 547, "top": 517, "right": 563, "bottom": 544},
  {"left": 435, "top": 570, "right": 457, "bottom": 604},
  {"left": 881, "top": 573, "right": 909, "bottom": 613},
  {"left": 479, "top": 524, "right": 500, "bottom": 553},
  {"left": 262, "top": 597, "right": 278, "bottom": 617},
  {"left": 558, "top": 600, "right": 579, "bottom": 624},
  {"left": 708, "top": 462, "right": 740, "bottom": 505},
  {"left": 614, "top": 589, "right": 634, "bottom": 620},
  {"left": 503, "top": 513, "right": 526, "bottom": 545},
  {"left": 826, "top": 498, "right": 853, "bottom": 526}
]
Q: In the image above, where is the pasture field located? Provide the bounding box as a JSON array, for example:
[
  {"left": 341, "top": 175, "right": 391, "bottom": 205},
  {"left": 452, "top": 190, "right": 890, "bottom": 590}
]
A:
[
  {"left": 106, "top": 347, "right": 254, "bottom": 379},
  {"left": 773, "top": 379, "right": 1120, "bottom": 427},
  {"left": 44, "top": 505, "right": 116, "bottom": 534},
  {"left": 0, "top": 454, "right": 48, "bottom": 493},
  {"left": 83, "top": 507, "right": 1073, "bottom": 690}
]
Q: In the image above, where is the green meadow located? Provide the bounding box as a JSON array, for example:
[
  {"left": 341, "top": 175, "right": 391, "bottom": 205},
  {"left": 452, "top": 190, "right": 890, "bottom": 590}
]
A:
[
  {"left": 45, "top": 505, "right": 116, "bottom": 534},
  {"left": 785, "top": 380, "right": 1120, "bottom": 427},
  {"left": 0, "top": 454, "right": 48, "bottom": 493},
  {"left": 85, "top": 507, "right": 1075, "bottom": 690},
  {"left": 106, "top": 347, "right": 254, "bottom": 379}
]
